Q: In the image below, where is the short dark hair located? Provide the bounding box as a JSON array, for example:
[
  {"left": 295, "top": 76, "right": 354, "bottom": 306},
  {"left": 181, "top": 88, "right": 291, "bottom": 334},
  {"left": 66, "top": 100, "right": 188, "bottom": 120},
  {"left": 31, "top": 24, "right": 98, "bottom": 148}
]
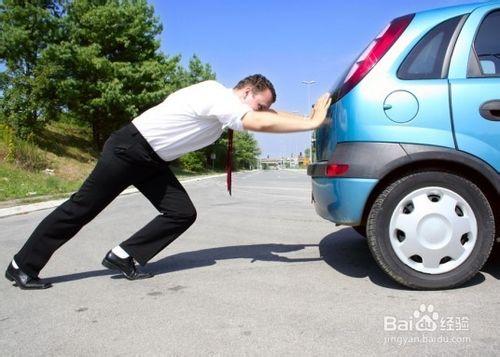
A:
[{"left": 234, "top": 74, "right": 276, "bottom": 102}]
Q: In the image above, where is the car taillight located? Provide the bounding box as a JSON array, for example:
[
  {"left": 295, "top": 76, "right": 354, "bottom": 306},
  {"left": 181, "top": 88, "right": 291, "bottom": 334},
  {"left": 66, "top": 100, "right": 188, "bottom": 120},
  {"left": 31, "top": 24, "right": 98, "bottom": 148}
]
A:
[
  {"left": 332, "top": 14, "right": 415, "bottom": 102},
  {"left": 326, "top": 164, "right": 349, "bottom": 177}
]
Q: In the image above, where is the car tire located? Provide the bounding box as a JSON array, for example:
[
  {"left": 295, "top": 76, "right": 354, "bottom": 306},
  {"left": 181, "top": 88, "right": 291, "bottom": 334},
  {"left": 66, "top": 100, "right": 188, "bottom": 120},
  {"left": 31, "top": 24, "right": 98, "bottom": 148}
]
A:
[{"left": 366, "top": 171, "right": 495, "bottom": 290}]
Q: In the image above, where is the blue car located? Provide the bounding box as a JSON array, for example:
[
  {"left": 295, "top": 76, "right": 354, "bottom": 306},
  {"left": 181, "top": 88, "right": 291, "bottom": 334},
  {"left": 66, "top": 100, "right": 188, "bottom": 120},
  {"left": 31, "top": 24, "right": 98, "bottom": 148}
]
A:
[{"left": 308, "top": 0, "right": 500, "bottom": 289}]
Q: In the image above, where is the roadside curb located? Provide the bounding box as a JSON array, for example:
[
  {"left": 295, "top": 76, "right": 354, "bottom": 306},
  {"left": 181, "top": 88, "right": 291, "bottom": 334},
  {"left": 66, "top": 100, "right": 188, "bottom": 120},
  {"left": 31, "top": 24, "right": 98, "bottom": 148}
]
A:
[{"left": 0, "top": 173, "right": 226, "bottom": 219}]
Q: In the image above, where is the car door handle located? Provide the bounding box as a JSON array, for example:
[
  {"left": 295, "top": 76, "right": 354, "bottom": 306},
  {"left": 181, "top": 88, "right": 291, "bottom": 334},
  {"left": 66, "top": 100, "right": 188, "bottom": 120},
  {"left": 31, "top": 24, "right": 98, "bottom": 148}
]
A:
[{"left": 479, "top": 100, "right": 500, "bottom": 121}]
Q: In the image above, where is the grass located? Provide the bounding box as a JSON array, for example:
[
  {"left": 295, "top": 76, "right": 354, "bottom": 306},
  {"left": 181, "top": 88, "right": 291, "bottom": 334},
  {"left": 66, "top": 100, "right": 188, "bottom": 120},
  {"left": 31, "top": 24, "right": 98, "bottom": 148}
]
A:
[
  {"left": 0, "top": 121, "right": 95, "bottom": 202},
  {"left": 0, "top": 161, "right": 83, "bottom": 202},
  {"left": 34, "top": 120, "right": 98, "bottom": 181}
]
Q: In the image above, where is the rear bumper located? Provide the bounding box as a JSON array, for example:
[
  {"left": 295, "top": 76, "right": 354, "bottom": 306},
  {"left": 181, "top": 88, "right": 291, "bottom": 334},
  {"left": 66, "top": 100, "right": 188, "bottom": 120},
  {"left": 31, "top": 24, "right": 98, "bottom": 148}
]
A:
[
  {"left": 308, "top": 142, "right": 409, "bottom": 225},
  {"left": 311, "top": 177, "right": 377, "bottom": 225}
]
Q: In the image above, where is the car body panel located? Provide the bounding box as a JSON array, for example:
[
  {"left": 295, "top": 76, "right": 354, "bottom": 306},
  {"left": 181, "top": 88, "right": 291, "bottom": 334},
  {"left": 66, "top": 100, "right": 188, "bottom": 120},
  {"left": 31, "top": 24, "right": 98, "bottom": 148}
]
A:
[{"left": 450, "top": 78, "right": 500, "bottom": 171}]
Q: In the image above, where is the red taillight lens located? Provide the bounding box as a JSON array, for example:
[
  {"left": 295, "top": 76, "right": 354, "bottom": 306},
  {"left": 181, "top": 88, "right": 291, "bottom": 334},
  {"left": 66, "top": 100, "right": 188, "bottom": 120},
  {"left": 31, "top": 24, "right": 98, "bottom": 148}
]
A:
[
  {"left": 326, "top": 164, "right": 349, "bottom": 177},
  {"left": 333, "top": 14, "right": 414, "bottom": 102}
]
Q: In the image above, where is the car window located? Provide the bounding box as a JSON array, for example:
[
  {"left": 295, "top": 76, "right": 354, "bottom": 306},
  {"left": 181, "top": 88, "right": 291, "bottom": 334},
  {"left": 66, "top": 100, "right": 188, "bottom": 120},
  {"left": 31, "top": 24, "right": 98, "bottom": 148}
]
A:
[
  {"left": 471, "top": 10, "right": 500, "bottom": 77},
  {"left": 398, "top": 16, "right": 463, "bottom": 80}
]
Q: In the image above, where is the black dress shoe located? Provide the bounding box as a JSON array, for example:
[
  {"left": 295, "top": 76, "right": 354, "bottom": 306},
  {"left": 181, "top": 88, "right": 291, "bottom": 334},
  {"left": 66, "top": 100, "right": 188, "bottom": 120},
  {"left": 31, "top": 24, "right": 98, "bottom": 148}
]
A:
[
  {"left": 5, "top": 263, "right": 52, "bottom": 290},
  {"left": 102, "top": 251, "right": 153, "bottom": 280}
]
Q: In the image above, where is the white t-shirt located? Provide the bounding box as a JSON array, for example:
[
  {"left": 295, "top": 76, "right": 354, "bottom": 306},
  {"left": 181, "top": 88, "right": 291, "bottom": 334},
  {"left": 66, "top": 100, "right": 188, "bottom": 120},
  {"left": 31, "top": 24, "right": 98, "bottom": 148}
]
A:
[{"left": 132, "top": 80, "right": 251, "bottom": 162}]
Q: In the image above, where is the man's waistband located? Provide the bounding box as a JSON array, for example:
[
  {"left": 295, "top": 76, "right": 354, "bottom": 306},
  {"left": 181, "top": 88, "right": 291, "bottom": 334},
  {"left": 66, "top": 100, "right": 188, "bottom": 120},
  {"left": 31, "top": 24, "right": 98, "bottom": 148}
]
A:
[{"left": 123, "top": 123, "right": 168, "bottom": 165}]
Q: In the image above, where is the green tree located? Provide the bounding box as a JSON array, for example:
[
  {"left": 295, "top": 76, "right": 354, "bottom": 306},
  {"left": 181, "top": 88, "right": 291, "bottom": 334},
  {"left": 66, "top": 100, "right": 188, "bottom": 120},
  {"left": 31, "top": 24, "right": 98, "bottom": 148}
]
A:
[
  {"left": 0, "top": 0, "right": 64, "bottom": 138},
  {"left": 202, "top": 131, "right": 261, "bottom": 171},
  {"left": 198, "top": 130, "right": 228, "bottom": 171},
  {"left": 180, "top": 54, "right": 216, "bottom": 87},
  {"left": 38, "top": 0, "right": 181, "bottom": 148},
  {"left": 233, "top": 131, "right": 260, "bottom": 170},
  {"left": 179, "top": 151, "right": 206, "bottom": 172}
]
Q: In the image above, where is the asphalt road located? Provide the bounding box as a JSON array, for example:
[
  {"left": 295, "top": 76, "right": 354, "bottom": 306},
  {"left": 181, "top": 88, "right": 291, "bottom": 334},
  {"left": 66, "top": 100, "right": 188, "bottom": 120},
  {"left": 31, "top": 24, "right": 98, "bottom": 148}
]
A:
[{"left": 1, "top": 170, "right": 499, "bottom": 356}]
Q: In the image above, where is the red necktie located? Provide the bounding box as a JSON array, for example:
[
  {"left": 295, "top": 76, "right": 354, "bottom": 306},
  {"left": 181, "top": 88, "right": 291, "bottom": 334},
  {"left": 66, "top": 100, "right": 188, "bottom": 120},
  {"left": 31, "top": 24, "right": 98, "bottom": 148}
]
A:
[{"left": 226, "top": 129, "right": 233, "bottom": 195}]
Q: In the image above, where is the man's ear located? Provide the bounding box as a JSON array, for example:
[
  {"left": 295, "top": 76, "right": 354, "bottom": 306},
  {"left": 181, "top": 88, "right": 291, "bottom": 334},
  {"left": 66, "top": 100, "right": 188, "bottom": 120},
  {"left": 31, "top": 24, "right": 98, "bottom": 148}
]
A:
[{"left": 243, "top": 86, "right": 253, "bottom": 98}]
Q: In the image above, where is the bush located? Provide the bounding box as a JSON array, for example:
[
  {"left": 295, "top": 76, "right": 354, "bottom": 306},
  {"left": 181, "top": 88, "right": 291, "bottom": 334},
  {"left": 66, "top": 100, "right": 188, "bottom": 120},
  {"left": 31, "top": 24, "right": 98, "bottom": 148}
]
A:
[{"left": 179, "top": 151, "right": 206, "bottom": 172}]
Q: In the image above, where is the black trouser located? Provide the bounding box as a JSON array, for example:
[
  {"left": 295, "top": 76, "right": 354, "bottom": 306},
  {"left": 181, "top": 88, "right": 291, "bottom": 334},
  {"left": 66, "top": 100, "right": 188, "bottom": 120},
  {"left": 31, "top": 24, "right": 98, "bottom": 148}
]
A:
[{"left": 14, "top": 123, "right": 197, "bottom": 278}]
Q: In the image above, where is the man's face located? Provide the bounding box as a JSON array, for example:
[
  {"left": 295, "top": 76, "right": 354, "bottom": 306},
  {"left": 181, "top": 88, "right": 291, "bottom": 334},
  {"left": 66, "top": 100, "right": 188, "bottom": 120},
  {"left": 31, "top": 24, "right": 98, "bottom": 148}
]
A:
[{"left": 243, "top": 87, "right": 274, "bottom": 111}]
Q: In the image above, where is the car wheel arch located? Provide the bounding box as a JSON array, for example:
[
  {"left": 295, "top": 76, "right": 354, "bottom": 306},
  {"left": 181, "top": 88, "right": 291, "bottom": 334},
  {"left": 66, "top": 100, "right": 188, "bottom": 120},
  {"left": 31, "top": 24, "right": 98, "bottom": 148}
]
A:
[{"left": 358, "top": 154, "right": 499, "bottom": 231}]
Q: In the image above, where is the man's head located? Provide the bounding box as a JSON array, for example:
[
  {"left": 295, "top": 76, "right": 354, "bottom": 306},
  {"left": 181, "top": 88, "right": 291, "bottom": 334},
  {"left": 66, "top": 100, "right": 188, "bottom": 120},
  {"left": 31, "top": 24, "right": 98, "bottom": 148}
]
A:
[{"left": 234, "top": 74, "right": 276, "bottom": 111}]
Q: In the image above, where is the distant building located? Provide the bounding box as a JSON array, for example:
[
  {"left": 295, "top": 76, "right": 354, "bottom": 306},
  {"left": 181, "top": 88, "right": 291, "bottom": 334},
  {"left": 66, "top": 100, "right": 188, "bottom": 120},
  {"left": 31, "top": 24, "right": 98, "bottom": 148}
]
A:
[{"left": 260, "top": 153, "right": 308, "bottom": 169}]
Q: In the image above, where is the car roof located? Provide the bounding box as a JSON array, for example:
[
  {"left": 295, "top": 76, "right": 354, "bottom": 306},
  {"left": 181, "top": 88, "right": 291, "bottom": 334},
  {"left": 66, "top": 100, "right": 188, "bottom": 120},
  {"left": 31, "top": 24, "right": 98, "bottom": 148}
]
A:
[{"left": 414, "top": 0, "right": 499, "bottom": 19}]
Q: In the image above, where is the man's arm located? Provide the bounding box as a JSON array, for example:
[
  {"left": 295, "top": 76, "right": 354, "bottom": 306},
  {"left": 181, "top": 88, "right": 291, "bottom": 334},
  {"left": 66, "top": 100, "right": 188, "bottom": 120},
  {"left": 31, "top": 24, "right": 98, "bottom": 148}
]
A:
[
  {"left": 266, "top": 110, "right": 306, "bottom": 119},
  {"left": 242, "top": 93, "right": 331, "bottom": 133}
]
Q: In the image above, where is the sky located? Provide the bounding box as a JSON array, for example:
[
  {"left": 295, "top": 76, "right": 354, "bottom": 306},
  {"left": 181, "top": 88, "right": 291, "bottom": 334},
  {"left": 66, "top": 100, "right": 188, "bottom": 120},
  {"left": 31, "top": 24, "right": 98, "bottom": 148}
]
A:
[{"left": 149, "top": 0, "right": 479, "bottom": 158}]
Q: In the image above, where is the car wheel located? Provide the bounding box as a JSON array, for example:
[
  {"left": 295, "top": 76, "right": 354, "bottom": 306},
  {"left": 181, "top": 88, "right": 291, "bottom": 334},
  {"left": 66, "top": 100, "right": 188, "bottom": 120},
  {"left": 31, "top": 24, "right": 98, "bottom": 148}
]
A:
[
  {"left": 352, "top": 225, "right": 366, "bottom": 238},
  {"left": 366, "top": 171, "right": 495, "bottom": 290}
]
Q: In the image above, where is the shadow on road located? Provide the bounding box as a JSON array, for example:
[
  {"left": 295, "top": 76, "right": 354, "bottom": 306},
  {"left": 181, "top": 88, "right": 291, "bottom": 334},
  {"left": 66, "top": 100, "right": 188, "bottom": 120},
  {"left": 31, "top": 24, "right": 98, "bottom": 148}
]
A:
[
  {"left": 47, "top": 229, "right": 499, "bottom": 288},
  {"left": 48, "top": 269, "right": 113, "bottom": 284},
  {"left": 47, "top": 243, "right": 321, "bottom": 284},
  {"left": 318, "top": 227, "right": 489, "bottom": 290},
  {"left": 147, "top": 243, "right": 322, "bottom": 275},
  {"left": 482, "top": 243, "right": 500, "bottom": 279}
]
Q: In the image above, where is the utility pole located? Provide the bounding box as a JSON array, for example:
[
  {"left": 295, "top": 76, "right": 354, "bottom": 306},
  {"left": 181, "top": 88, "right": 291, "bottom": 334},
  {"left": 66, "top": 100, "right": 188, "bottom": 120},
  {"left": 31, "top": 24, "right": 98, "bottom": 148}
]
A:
[{"left": 301, "top": 80, "right": 317, "bottom": 163}]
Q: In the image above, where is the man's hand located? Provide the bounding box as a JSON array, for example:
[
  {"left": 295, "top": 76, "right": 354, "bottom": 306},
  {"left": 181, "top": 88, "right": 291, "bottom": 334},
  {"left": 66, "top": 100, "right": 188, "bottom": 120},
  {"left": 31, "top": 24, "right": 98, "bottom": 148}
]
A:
[
  {"left": 310, "top": 93, "right": 332, "bottom": 127},
  {"left": 242, "top": 92, "right": 332, "bottom": 133}
]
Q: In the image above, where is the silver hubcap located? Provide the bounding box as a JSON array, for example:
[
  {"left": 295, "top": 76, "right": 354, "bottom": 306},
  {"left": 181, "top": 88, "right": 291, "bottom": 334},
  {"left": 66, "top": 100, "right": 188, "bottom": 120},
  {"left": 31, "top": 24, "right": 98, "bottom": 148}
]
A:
[{"left": 389, "top": 187, "right": 477, "bottom": 274}]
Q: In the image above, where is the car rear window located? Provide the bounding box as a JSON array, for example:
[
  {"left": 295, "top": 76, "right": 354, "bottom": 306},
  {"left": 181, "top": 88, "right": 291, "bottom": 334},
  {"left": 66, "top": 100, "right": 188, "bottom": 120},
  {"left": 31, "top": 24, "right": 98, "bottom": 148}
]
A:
[
  {"left": 398, "top": 15, "right": 464, "bottom": 80},
  {"left": 470, "top": 10, "right": 500, "bottom": 77}
]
